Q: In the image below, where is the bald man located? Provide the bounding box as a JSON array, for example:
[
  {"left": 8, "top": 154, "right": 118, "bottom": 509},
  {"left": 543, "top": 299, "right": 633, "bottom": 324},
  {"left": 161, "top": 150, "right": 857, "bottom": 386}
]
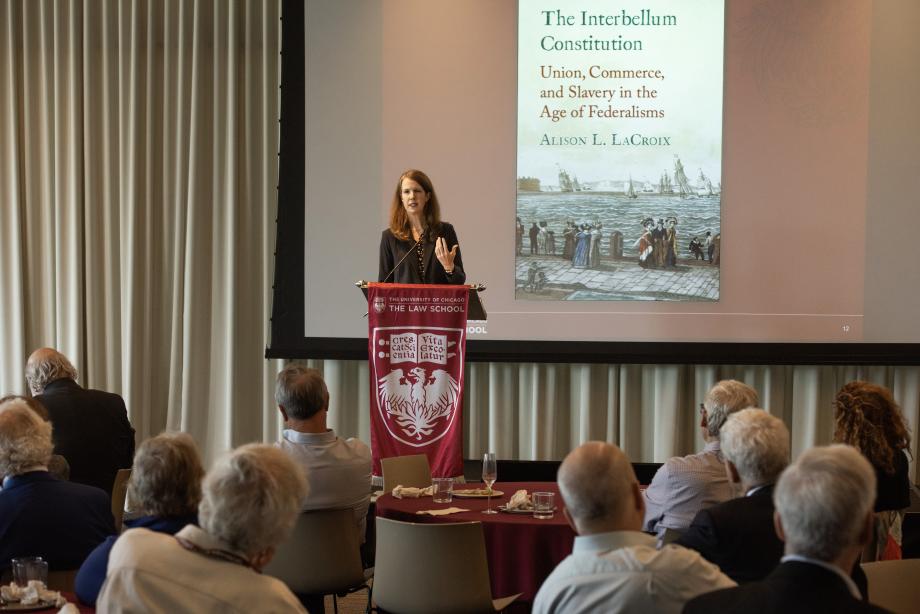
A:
[
  {"left": 26, "top": 348, "right": 134, "bottom": 495},
  {"left": 533, "top": 442, "right": 734, "bottom": 614}
]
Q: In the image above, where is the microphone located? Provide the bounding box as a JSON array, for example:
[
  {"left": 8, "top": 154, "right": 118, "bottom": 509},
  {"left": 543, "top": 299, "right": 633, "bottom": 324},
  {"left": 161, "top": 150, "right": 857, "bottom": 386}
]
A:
[{"left": 381, "top": 228, "right": 426, "bottom": 283}]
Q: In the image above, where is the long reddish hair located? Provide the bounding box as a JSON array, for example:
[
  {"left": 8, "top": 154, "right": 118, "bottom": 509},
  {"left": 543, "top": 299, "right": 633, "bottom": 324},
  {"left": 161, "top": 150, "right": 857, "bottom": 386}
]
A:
[
  {"left": 833, "top": 381, "right": 912, "bottom": 474},
  {"left": 388, "top": 169, "right": 443, "bottom": 241}
]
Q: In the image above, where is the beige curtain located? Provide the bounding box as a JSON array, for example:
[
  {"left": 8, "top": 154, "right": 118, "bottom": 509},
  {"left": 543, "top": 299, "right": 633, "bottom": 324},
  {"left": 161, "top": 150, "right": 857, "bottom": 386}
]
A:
[
  {"left": 0, "top": 0, "right": 283, "bottom": 464},
  {"left": 1, "top": 1, "right": 917, "bottom": 481},
  {"left": 314, "top": 360, "right": 918, "bottom": 483}
]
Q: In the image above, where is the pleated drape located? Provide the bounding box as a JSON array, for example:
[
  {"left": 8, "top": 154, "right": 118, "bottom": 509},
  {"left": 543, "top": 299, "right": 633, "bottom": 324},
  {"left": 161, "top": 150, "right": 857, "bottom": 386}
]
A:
[
  {"left": 0, "top": 0, "right": 282, "bottom": 464},
  {"left": 0, "top": 1, "right": 917, "bottom": 480}
]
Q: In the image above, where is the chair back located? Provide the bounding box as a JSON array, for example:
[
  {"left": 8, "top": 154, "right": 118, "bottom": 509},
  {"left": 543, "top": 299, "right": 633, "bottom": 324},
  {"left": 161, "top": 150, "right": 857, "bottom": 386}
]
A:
[
  {"left": 111, "top": 468, "right": 132, "bottom": 532},
  {"left": 381, "top": 454, "right": 431, "bottom": 492},
  {"left": 47, "top": 569, "right": 77, "bottom": 592},
  {"left": 264, "top": 508, "right": 366, "bottom": 595},
  {"left": 374, "top": 517, "right": 498, "bottom": 614},
  {"left": 861, "top": 559, "right": 920, "bottom": 614}
]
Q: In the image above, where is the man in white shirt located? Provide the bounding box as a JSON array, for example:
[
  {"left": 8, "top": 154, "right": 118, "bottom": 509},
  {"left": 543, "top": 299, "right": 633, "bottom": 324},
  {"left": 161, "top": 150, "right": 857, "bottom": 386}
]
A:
[
  {"left": 275, "top": 365, "right": 372, "bottom": 539},
  {"left": 533, "top": 442, "right": 735, "bottom": 614},
  {"left": 643, "top": 379, "right": 759, "bottom": 538}
]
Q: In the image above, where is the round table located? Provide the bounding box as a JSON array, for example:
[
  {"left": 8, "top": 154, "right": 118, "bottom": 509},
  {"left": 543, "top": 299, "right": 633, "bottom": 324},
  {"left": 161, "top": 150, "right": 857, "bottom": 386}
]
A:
[{"left": 375, "top": 481, "right": 575, "bottom": 606}]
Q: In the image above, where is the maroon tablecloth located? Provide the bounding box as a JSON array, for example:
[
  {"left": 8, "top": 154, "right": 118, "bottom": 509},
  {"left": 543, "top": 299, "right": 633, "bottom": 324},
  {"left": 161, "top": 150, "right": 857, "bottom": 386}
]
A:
[
  {"left": 375, "top": 481, "right": 575, "bottom": 605},
  {"left": 34, "top": 592, "right": 93, "bottom": 612}
]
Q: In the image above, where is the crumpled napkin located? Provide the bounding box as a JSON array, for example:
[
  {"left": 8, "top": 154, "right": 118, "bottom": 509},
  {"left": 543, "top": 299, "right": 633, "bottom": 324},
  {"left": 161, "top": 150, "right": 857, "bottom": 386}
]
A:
[
  {"left": 57, "top": 604, "right": 80, "bottom": 614},
  {"left": 392, "top": 484, "right": 434, "bottom": 499},
  {"left": 416, "top": 507, "right": 470, "bottom": 516},
  {"left": 1, "top": 581, "right": 67, "bottom": 609},
  {"left": 505, "top": 489, "right": 533, "bottom": 510}
]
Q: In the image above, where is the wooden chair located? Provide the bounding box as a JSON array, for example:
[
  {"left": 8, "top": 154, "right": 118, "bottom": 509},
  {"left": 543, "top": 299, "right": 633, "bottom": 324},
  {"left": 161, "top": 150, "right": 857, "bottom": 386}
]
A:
[
  {"left": 373, "top": 517, "right": 520, "bottom": 613},
  {"left": 47, "top": 569, "right": 78, "bottom": 592},
  {"left": 111, "top": 468, "right": 132, "bottom": 532},
  {"left": 381, "top": 454, "right": 431, "bottom": 493},
  {"left": 861, "top": 559, "right": 920, "bottom": 614},
  {"left": 263, "top": 508, "right": 372, "bottom": 613}
]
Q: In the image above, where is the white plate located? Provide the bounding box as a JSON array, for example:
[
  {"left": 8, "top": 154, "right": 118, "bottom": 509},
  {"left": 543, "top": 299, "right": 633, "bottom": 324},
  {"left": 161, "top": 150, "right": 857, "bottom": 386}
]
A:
[{"left": 452, "top": 489, "right": 505, "bottom": 498}]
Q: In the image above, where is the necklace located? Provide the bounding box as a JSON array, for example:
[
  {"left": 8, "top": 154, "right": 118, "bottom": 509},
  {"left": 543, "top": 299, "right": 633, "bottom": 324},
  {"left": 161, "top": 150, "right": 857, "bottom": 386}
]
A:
[
  {"left": 175, "top": 535, "right": 254, "bottom": 570},
  {"left": 415, "top": 230, "right": 426, "bottom": 277}
]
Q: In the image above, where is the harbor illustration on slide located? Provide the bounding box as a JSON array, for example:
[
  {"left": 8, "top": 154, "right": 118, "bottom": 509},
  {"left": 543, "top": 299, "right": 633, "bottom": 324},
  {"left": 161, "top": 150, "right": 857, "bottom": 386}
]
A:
[{"left": 515, "top": 155, "right": 721, "bottom": 302}]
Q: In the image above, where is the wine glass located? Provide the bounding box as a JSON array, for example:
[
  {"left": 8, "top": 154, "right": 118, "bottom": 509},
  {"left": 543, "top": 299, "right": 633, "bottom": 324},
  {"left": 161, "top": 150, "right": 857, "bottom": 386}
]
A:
[{"left": 482, "top": 452, "right": 498, "bottom": 514}]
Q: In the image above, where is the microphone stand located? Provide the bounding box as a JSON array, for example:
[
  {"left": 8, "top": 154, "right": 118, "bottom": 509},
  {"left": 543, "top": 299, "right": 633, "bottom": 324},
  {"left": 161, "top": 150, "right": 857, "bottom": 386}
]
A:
[
  {"left": 380, "top": 229, "right": 426, "bottom": 283},
  {"left": 367, "top": 229, "right": 426, "bottom": 316}
]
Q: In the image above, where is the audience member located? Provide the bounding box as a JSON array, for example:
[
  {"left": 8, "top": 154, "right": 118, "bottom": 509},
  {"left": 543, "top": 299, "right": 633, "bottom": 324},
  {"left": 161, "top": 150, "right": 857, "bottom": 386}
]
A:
[
  {"left": 533, "top": 441, "right": 734, "bottom": 614},
  {"left": 26, "top": 348, "right": 135, "bottom": 495},
  {"left": 834, "top": 381, "right": 912, "bottom": 561},
  {"left": 96, "top": 444, "right": 308, "bottom": 612},
  {"left": 683, "top": 445, "right": 889, "bottom": 613},
  {"left": 275, "top": 365, "right": 372, "bottom": 539},
  {"left": 76, "top": 432, "right": 204, "bottom": 606},
  {"left": 644, "top": 379, "right": 759, "bottom": 537},
  {"left": 676, "top": 409, "right": 789, "bottom": 582},
  {"left": 0, "top": 398, "right": 115, "bottom": 573},
  {"left": 0, "top": 395, "right": 70, "bottom": 482}
]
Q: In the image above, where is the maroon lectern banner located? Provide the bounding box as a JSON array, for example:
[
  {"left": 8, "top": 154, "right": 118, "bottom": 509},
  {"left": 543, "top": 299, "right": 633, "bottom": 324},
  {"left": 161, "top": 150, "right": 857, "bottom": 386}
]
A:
[{"left": 368, "top": 283, "right": 469, "bottom": 479}]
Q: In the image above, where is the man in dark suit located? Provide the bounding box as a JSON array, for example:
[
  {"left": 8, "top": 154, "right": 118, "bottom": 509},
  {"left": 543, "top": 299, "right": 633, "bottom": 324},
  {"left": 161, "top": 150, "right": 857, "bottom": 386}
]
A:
[
  {"left": 676, "top": 409, "right": 789, "bottom": 583},
  {"left": 683, "top": 445, "right": 889, "bottom": 614},
  {"left": 0, "top": 399, "right": 116, "bottom": 572},
  {"left": 26, "top": 347, "right": 135, "bottom": 495}
]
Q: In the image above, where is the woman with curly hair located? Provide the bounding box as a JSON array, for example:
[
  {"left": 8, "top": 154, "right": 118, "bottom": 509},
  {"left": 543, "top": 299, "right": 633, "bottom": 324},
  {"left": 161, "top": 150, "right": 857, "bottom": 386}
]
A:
[{"left": 833, "top": 381, "right": 912, "bottom": 560}]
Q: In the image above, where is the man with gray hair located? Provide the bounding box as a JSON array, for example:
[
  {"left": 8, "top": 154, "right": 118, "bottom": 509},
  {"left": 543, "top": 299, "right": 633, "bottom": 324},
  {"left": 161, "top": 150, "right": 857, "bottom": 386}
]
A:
[
  {"left": 26, "top": 347, "right": 135, "bottom": 495},
  {"left": 676, "top": 409, "right": 789, "bottom": 582},
  {"left": 0, "top": 398, "right": 115, "bottom": 572},
  {"left": 684, "top": 445, "right": 888, "bottom": 613},
  {"left": 643, "top": 379, "right": 759, "bottom": 537},
  {"left": 97, "top": 444, "right": 308, "bottom": 612},
  {"left": 275, "top": 365, "right": 371, "bottom": 539},
  {"left": 533, "top": 442, "right": 734, "bottom": 614}
]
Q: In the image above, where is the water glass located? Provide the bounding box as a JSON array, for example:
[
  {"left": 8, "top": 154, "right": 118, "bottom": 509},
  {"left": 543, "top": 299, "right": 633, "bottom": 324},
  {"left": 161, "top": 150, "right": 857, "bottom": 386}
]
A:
[
  {"left": 533, "top": 491, "right": 555, "bottom": 520},
  {"left": 12, "top": 556, "right": 48, "bottom": 586},
  {"left": 432, "top": 477, "right": 454, "bottom": 503}
]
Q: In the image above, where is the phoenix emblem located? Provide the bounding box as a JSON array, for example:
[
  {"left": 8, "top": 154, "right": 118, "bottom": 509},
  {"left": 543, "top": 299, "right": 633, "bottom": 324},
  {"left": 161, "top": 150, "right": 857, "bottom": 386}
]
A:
[{"left": 377, "top": 366, "right": 461, "bottom": 441}]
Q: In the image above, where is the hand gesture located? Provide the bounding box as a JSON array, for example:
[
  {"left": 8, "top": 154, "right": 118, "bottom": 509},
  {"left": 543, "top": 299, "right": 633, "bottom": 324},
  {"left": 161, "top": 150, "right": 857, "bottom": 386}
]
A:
[{"left": 435, "top": 237, "right": 459, "bottom": 273}]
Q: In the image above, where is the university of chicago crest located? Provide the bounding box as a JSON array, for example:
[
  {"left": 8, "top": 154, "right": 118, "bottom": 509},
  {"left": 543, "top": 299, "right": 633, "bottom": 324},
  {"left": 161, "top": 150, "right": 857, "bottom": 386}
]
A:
[{"left": 372, "top": 328, "right": 463, "bottom": 447}]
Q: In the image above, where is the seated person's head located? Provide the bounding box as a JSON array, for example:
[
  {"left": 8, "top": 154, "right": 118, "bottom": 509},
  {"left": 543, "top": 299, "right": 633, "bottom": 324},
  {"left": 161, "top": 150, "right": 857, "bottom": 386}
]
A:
[
  {"left": 198, "top": 444, "right": 307, "bottom": 569},
  {"left": 274, "top": 365, "right": 328, "bottom": 422},
  {"left": 0, "top": 396, "right": 67, "bottom": 481},
  {"left": 129, "top": 432, "right": 205, "bottom": 518},
  {"left": 702, "top": 380, "right": 759, "bottom": 439},
  {"left": 833, "top": 381, "right": 910, "bottom": 474},
  {"left": 720, "top": 408, "right": 789, "bottom": 488},
  {"left": 0, "top": 399, "right": 53, "bottom": 481},
  {"left": 0, "top": 395, "right": 49, "bottom": 421},
  {"left": 558, "top": 441, "right": 643, "bottom": 535},
  {"left": 774, "top": 445, "right": 875, "bottom": 562},
  {"left": 25, "top": 348, "right": 78, "bottom": 395}
]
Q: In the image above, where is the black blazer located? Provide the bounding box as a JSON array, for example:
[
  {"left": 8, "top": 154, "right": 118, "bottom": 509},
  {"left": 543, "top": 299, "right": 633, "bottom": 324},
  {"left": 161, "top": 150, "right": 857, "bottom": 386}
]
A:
[
  {"left": 36, "top": 379, "right": 135, "bottom": 495},
  {"left": 683, "top": 561, "right": 890, "bottom": 614},
  {"left": 675, "top": 485, "right": 783, "bottom": 583},
  {"left": 378, "top": 222, "right": 466, "bottom": 285}
]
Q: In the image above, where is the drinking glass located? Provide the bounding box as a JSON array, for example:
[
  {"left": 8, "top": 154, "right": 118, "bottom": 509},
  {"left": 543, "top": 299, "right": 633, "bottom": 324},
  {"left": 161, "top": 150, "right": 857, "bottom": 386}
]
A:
[
  {"left": 432, "top": 477, "right": 454, "bottom": 503},
  {"left": 532, "top": 491, "right": 555, "bottom": 519},
  {"left": 482, "top": 452, "right": 498, "bottom": 514},
  {"left": 12, "top": 556, "right": 48, "bottom": 586}
]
